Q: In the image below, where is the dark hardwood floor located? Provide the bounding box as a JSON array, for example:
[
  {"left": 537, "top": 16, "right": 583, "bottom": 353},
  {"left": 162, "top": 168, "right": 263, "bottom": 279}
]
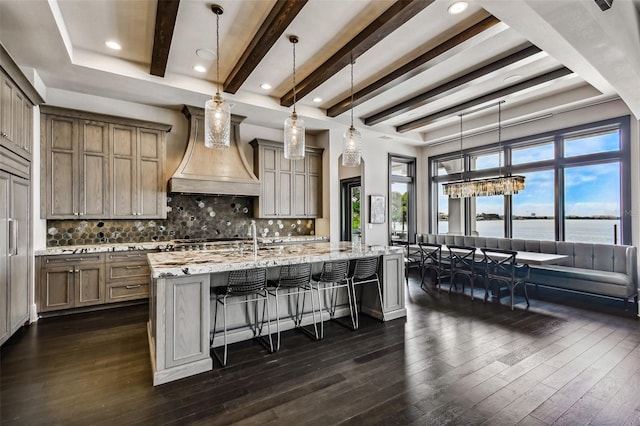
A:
[{"left": 2, "top": 274, "right": 640, "bottom": 425}]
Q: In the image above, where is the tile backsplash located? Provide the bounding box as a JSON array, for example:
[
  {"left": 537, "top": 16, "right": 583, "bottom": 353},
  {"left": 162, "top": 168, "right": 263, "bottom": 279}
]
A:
[{"left": 46, "top": 194, "right": 315, "bottom": 247}]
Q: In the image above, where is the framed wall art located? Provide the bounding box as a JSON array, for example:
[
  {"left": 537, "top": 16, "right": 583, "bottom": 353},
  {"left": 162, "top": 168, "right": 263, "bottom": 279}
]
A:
[{"left": 369, "top": 195, "right": 386, "bottom": 224}]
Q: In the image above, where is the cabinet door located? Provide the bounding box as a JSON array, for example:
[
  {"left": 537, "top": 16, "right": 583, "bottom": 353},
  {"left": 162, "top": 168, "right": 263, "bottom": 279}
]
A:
[
  {"left": 40, "top": 266, "right": 75, "bottom": 312},
  {"left": 0, "top": 76, "right": 13, "bottom": 144},
  {"left": 46, "top": 116, "right": 78, "bottom": 217},
  {"left": 11, "top": 90, "right": 24, "bottom": 152},
  {"left": 307, "top": 152, "right": 322, "bottom": 217},
  {"left": 260, "top": 146, "right": 278, "bottom": 217},
  {"left": 22, "top": 97, "right": 32, "bottom": 154},
  {"left": 79, "top": 120, "right": 109, "bottom": 217},
  {"left": 0, "top": 172, "right": 9, "bottom": 342},
  {"left": 278, "top": 151, "right": 293, "bottom": 217},
  {"left": 137, "top": 129, "right": 165, "bottom": 218},
  {"left": 75, "top": 263, "right": 105, "bottom": 307},
  {"left": 9, "top": 175, "right": 29, "bottom": 330},
  {"left": 111, "top": 124, "right": 137, "bottom": 217}
]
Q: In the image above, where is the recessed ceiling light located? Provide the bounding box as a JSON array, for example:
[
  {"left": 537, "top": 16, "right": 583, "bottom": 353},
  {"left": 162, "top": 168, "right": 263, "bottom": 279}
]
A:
[
  {"left": 447, "top": 1, "right": 468, "bottom": 14},
  {"left": 312, "top": 97, "right": 322, "bottom": 103},
  {"left": 196, "top": 48, "right": 216, "bottom": 61},
  {"left": 260, "top": 83, "right": 272, "bottom": 90},
  {"left": 193, "top": 65, "right": 207, "bottom": 73},
  {"left": 105, "top": 40, "right": 122, "bottom": 50},
  {"left": 503, "top": 74, "right": 522, "bottom": 84}
]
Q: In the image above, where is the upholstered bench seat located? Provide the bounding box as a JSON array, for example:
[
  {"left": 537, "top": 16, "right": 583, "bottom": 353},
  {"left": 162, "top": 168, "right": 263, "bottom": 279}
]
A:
[
  {"left": 420, "top": 234, "right": 638, "bottom": 305},
  {"left": 530, "top": 265, "right": 633, "bottom": 299}
]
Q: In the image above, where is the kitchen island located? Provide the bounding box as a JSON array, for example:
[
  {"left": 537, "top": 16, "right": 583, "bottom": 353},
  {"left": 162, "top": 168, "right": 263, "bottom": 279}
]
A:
[{"left": 146, "top": 242, "right": 405, "bottom": 386}]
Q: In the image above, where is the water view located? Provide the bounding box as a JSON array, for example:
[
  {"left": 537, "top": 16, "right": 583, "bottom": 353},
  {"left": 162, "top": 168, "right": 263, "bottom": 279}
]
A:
[{"left": 438, "top": 219, "right": 621, "bottom": 244}]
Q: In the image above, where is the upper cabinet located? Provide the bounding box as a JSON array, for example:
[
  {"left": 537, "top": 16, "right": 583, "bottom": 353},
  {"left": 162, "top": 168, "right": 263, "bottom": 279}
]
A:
[
  {"left": 250, "top": 139, "right": 323, "bottom": 218},
  {"left": 0, "top": 46, "right": 40, "bottom": 160},
  {"left": 40, "top": 107, "right": 170, "bottom": 220}
]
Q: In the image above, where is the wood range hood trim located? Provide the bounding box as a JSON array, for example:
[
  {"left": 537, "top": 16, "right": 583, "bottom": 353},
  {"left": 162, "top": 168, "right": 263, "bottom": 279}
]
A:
[{"left": 168, "top": 105, "right": 261, "bottom": 196}]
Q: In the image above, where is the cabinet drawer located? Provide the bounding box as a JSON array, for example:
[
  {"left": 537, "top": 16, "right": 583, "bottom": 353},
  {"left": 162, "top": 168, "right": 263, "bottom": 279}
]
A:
[
  {"left": 107, "top": 251, "right": 150, "bottom": 263},
  {"left": 42, "top": 253, "right": 105, "bottom": 265},
  {"left": 108, "top": 262, "right": 150, "bottom": 281},
  {"left": 107, "top": 282, "right": 149, "bottom": 302}
]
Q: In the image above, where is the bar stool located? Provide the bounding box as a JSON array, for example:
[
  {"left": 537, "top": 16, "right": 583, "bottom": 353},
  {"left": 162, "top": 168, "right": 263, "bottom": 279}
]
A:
[
  {"left": 311, "top": 259, "right": 353, "bottom": 339},
  {"left": 211, "top": 267, "right": 273, "bottom": 367},
  {"left": 349, "top": 257, "right": 384, "bottom": 329},
  {"left": 267, "top": 263, "right": 319, "bottom": 351},
  {"left": 419, "top": 243, "right": 449, "bottom": 292}
]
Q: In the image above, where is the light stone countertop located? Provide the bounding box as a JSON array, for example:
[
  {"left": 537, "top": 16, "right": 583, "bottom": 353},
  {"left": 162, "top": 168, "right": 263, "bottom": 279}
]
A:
[
  {"left": 148, "top": 242, "right": 403, "bottom": 278},
  {"left": 35, "top": 236, "right": 330, "bottom": 256}
]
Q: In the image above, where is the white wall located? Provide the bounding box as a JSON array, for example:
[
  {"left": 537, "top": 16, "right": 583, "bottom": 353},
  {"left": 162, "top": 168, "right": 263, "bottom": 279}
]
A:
[{"left": 326, "top": 130, "right": 420, "bottom": 246}]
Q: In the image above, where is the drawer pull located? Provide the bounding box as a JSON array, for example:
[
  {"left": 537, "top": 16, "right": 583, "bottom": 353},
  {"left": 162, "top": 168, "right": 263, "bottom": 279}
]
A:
[
  {"left": 125, "top": 266, "right": 142, "bottom": 270},
  {"left": 125, "top": 285, "right": 142, "bottom": 289}
]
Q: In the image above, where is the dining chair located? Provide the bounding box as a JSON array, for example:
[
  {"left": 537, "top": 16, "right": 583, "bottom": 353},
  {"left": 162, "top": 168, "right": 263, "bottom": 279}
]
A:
[
  {"left": 481, "top": 248, "right": 530, "bottom": 310},
  {"left": 391, "top": 240, "right": 422, "bottom": 285},
  {"left": 447, "top": 245, "right": 482, "bottom": 299},
  {"left": 418, "top": 242, "right": 449, "bottom": 292}
]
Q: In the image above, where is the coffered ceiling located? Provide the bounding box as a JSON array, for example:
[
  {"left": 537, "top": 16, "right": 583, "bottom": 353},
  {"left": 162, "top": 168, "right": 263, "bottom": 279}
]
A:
[{"left": 1, "top": 0, "right": 639, "bottom": 146}]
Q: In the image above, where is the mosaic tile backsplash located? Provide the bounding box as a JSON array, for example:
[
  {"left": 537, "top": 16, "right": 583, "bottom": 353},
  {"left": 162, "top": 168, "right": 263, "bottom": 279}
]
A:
[{"left": 46, "top": 194, "right": 315, "bottom": 247}]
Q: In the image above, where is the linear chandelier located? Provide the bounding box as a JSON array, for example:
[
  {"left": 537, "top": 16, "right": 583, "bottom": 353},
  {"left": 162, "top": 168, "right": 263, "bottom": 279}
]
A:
[{"left": 443, "top": 101, "right": 525, "bottom": 198}]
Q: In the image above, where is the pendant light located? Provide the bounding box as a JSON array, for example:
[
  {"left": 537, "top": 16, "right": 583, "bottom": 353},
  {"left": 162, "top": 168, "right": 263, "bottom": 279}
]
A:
[
  {"left": 204, "top": 4, "right": 231, "bottom": 149},
  {"left": 284, "top": 35, "right": 305, "bottom": 160},
  {"left": 342, "top": 54, "right": 362, "bottom": 167}
]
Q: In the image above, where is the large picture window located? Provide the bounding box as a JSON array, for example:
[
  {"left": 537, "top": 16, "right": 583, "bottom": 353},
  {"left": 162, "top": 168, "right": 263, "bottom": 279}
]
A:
[{"left": 429, "top": 116, "right": 630, "bottom": 244}]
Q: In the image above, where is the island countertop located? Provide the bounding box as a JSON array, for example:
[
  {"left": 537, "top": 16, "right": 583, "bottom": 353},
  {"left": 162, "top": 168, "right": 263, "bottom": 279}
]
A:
[{"left": 147, "top": 242, "right": 403, "bottom": 278}]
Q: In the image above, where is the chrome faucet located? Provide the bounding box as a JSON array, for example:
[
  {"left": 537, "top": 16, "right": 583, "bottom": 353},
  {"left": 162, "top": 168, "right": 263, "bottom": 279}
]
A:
[{"left": 249, "top": 220, "right": 258, "bottom": 261}]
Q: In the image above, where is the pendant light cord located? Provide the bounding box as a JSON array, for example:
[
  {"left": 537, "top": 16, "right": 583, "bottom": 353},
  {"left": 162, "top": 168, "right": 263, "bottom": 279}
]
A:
[
  {"left": 459, "top": 114, "right": 464, "bottom": 182},
  {"left": 498, "top": 100, "right": 502, "bottom": 177},
  {"left": 350, "top": 53, "right": 354, "bottom": 128},
  {"left": 215, "top": 11, "right": 221, "bottom": 96},
  {"left": 292, "top": 39, "right": 297, "bottom": 114}
]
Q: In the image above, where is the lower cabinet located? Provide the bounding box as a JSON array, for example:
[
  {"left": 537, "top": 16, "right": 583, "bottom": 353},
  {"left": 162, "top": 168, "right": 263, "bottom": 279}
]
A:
[
  {"left": 38, "top": 254, "right": 106, "bottom": 312},
  {"left": 37, "top": 250, "right": 153, "bottom": 313},
  {"left": 106, "top": 251, "right": 151, "bottom": 302}
]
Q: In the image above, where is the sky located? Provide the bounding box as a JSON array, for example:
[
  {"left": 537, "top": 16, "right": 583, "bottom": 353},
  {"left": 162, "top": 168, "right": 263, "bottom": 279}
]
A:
[{"left": 438, "top": 130, "right": 621, "bottom": 218}]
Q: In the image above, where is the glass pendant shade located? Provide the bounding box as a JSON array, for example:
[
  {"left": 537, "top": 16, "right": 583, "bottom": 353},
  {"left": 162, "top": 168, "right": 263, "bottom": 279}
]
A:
[
  {"left": 204, "top": 92, "right": 231, "bottom": 149},
  {"left": 284, "top": 111, "right": 305, "bottom": 160},
  {"left": 342, "top": 125, "right": 362, "bottom": 167}
]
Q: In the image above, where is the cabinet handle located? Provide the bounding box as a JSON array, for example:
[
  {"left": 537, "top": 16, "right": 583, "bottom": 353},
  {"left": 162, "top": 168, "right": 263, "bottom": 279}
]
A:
[
  {"left": 74, "top": 212, "right": 79, "bottom": 216},
  {"left": 79, "top": 212, "right": 84, "bottom": 216},
  {"left": 66, "top": 257, "right": 83, "bottom": 262},
  {"left": 68, "top": 269, "right": 74, "bottom": 273},
  {"left": 0, "top": 132, "right": 6, "bottom": 138},
  {"left": 125, "top": 284, "right": 142, "bottom": 289},
  {"left": 125, "top": 265, "right": 142, "bottom": 270},
  {"left": 8, "top": 218, "right": 17, "bottom": 256}
]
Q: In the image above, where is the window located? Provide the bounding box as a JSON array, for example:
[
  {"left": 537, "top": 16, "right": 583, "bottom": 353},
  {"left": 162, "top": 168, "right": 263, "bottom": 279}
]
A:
[
  {"left": 389, "top": 155, "right": 416, "bottom": 243},
  {"left": 512, "top": 140, "right": 554, "bottom": 164},
  {"left": 429, "top": 116, "right": 630, "bottom": 244},
  {"left": 564, "top": 163, "right": 621, "bottom": 243},
  {"left": 564, "top": 130, "right": 619, "bottom": 157},
  {"left": 512, "top": 170, "right": 555, "bottom": 240}
]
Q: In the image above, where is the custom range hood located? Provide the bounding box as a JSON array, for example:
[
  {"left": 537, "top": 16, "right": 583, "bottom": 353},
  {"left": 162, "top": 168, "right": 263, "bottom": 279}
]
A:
[{"left": 169, "top": 105, "right": 260, "bottom": 196}]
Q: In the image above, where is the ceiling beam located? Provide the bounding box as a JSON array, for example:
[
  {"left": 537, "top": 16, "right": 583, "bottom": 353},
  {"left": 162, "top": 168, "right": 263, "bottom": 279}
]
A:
[
  {"left": 279, "top": 0, "right": 434, "bottom": 108},
  {"left": 150, "top": 0, "right": 181, "bottom": 77},
  {"left": 327, "top": 15, "right": 503, "bottom": 118},
  {"left": 395, "top": 67, "right": 574, "bottom": 133},
  {"left": 364, "top": 45, "right": 543, "bottom": 126},
  {"left": 224, "top": 0, "right": 308, "bottom": 94}
]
